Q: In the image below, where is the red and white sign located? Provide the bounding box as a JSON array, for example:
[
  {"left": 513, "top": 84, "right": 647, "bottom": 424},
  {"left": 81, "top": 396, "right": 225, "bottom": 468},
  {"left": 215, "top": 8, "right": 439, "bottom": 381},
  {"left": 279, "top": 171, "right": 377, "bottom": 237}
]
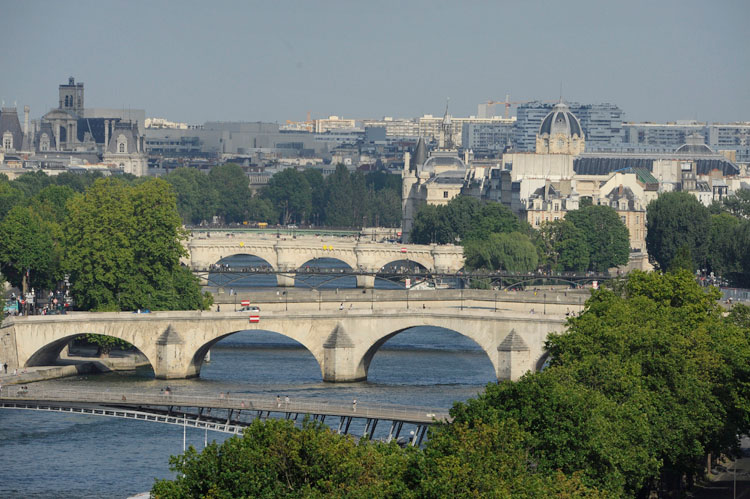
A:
[
  {"left": 240, "top": 300, "right": 250, "bottom": 307},
  {"left": 249, "top": 315, "right": 260, "bottom": 323},
  {"left": 400, "top": 247, "right": 407, "bottom": 253}
]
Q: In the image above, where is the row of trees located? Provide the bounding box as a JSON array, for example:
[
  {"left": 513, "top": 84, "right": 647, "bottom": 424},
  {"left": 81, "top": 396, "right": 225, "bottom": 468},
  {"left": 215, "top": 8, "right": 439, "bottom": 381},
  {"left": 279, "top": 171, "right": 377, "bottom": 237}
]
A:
[
  {"left": 153, "top": 271, "right": 749, "bottom": 496},
  {"left": 410, "top": 196, "right": 630, "bottom": 273},
  {"left": 647, "top": 190, "right": 750, "bottom": 286},
  {"left": 0, "top": 171, "right": 209, "bottom": 312},
  {"left": 163, "top": 163, "right": 402, "bottom": 227}
]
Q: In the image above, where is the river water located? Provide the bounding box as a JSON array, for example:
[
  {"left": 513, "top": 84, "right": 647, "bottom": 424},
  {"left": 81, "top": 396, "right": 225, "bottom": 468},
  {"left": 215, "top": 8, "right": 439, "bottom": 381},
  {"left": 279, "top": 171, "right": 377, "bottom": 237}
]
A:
[{"left": 0, "top": 326, "right": 497, "bottom": 498}]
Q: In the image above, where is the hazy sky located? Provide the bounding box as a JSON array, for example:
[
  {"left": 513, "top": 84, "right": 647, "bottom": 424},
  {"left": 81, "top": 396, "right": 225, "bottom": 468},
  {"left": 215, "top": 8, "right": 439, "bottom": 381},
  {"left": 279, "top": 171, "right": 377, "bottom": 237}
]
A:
[{"left": 1, "top": 0, "right": 748, "bottom": 124}]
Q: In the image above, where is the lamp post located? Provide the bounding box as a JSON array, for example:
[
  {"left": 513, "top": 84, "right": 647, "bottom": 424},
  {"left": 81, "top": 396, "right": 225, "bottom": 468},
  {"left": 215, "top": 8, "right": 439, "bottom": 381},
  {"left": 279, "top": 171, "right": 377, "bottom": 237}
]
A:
[
  {"left": 371, "top": 288, "right": 374, "bottom": 310},
  {"left": 543, "top": 293, "right": 546, "bottom": 315},
  {"left": 283, "top": 291, "right": 288, "bottom": 311},
  {"left": 494, "top": 292, "right": 497, "bottom": 312}
]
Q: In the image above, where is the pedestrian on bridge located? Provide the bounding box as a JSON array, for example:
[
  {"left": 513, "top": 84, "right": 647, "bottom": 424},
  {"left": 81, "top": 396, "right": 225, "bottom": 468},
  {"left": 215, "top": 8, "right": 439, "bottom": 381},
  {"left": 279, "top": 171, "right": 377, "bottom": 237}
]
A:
[
  {"left": 352, "top": 398, "right": 357, "bottom": 412},
  {"left": 285, "top": 395, "right": 290, "bottom": 406},
  {"left": 276, "top": 395, "right": 281, "bottom": 408}
]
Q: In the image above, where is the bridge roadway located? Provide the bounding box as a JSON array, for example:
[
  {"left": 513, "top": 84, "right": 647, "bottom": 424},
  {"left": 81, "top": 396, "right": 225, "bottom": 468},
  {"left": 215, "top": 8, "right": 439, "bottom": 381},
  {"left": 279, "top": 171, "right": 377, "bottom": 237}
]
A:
[
  {"left": 0, "top": 388, "right": 445, "bottom": 445},
  {"left": 0, "top": 297, "right": 569, "bottom": 382}
]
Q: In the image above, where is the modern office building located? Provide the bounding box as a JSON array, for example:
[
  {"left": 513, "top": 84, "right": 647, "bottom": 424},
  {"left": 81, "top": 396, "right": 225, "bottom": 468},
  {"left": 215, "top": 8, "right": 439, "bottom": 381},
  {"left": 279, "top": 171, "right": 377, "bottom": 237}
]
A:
[
  {"left": 461, "top": 121, "right": 515, "bottom": 154},
  {"left": 514, "top": 101, "right": 625, "bottom": 152}
]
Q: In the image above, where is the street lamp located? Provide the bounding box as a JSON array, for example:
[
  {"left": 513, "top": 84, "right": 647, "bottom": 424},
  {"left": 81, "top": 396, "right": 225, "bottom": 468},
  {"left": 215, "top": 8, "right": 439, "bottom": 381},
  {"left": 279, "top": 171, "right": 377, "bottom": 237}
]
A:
[{"left": 543, "top": 293, "right": 546, "bottom": 315}]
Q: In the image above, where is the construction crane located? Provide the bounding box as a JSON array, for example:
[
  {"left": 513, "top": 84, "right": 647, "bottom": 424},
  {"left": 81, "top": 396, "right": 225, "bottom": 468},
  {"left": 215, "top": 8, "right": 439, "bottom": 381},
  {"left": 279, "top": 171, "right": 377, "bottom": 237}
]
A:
[
  {"left": 285, "top": 111, "right": 313, "bottom": 132},
  {"left": 484, "top": 95, "right": 555, "bottom": 119}
]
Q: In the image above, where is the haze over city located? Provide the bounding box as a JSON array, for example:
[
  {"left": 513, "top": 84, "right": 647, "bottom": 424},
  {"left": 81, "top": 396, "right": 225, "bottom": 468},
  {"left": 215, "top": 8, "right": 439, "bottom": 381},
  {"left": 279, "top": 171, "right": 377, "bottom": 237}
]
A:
[{"left": 1, "top": 0, "right": 748, "bottom": 123}]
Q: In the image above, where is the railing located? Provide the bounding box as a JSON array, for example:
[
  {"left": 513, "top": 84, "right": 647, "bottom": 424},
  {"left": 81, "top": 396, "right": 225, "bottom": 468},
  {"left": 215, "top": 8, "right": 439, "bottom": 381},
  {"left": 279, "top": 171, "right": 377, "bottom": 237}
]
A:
[{"left": 0, "top": 387, "right": 449, "bottom": 424}]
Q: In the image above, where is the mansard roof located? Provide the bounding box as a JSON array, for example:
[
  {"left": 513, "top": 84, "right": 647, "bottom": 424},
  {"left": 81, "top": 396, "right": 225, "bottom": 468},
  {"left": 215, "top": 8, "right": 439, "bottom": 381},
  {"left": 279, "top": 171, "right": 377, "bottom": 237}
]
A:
[{"left": 0, "top": 108, "right": 25, "bottom": 150}]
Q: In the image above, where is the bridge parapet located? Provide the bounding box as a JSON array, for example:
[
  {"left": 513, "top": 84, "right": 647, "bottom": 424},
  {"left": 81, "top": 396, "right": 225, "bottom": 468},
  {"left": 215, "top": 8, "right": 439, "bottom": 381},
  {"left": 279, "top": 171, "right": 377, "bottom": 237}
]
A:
[{"left": 1, "top": 308, "right": 565, "bottom": 383}]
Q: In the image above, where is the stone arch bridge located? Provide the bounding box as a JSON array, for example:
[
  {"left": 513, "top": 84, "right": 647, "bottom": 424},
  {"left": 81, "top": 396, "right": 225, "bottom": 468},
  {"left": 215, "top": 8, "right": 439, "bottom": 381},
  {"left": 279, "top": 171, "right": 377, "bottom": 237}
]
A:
[
  {"left": 186, "top": 233, "right": 464, "bottom": 287},
  {"left": 0, "top": 309, "right": 565, "bottom": 383}
]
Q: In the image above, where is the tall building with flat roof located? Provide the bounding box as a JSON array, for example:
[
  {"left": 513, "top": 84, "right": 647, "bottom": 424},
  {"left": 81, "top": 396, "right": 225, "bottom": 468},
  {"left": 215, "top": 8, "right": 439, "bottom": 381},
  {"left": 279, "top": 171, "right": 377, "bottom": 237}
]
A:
[{"left": 514, "top": 101, "right": 625, "bottom": 152}]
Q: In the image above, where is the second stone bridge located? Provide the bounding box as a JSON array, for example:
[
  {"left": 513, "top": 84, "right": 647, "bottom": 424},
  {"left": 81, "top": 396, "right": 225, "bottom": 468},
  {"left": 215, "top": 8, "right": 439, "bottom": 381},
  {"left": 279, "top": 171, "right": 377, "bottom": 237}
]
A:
[{"left": 1, "top": 309, "right": 566, "bottom": 382}]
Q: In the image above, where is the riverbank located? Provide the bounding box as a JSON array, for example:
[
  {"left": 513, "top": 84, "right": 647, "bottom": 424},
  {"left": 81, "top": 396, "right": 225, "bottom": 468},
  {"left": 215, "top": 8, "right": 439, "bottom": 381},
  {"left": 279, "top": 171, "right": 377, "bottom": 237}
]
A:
[{"left": 0, "top": 348, "right": 149, "bottom": 386}]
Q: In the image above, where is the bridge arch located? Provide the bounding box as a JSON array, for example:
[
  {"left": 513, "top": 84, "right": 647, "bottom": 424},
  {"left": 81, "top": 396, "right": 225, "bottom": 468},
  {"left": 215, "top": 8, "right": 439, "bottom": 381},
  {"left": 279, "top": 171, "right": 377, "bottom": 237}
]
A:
[
  {"left": 189, "top": 326, "right": 325, "bottom": 380},
  {"left": 22, "top": 330, "right": 158, "bottom": 376},
  {"left": 363, "top": 326, "right": 497, "bottom": 384},
  {"left": 356, "top": 319, "right": 500, "bottom": 381},
  {"left": 295, "top": 257, "right": 357, "bottom": 289},
  {"left": 369, "top": 253, "right": 435, "bottom": 272}
]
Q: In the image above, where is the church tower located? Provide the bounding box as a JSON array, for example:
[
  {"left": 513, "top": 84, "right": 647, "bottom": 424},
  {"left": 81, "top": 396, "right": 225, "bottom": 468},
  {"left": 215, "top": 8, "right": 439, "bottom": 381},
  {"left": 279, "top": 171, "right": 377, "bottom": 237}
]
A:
[{"left": 58, "top": 76, "right": 85, "bottom": 117}]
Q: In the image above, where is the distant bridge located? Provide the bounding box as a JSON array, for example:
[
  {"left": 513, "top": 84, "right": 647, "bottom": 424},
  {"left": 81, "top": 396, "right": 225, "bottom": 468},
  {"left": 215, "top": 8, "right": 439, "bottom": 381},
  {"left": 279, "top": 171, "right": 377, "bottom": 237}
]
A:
[
  {"left": 185, "top": 232, "right": 464, "bottom": 288},
  {"left": 0, "top": 304, "right": 568, "bottom": 382},
  {"left": 0, "top": 388, "right": 445, "bottom": 445},
  {"left": 194, "top": 267, "right": 614, "bottom": 290}
]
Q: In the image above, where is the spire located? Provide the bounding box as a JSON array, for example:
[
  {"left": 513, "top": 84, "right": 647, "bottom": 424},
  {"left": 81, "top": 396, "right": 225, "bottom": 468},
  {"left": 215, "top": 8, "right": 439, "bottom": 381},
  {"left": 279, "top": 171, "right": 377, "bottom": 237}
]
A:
[
  {"left": 411, "top": 137, "right": 427, "bottom": 171},
  {"left": 440, "top": 98, "right": 453, "bottom": 149}
]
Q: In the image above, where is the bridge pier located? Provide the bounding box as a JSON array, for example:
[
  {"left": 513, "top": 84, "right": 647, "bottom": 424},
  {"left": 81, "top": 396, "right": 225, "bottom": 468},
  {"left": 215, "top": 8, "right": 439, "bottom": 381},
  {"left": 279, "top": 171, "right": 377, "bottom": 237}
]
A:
[
  {"left": 355, "top": 274, "right": 375, "bottom": 289},
  {"left": 496, "top": 329, "right": 532, "bottom": 381},
  {"left": 276, "top": 273, "right": 296, "bottom": 287},
  {"left": 322, "top": 323, "right": 367, "bottom": 382}
]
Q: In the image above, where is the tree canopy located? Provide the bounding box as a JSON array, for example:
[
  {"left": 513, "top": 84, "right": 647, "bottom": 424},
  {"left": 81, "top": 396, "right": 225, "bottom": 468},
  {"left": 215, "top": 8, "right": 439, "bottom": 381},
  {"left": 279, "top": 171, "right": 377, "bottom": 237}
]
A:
[
  {"left": 63, "top": 177, "right": 210, "bottom": 311},
  {"left": 646, "top": 191, "right": 710, "bottom": 271},
  {"left": 565, "top": 204, "right": 629, "bottom": 272}
]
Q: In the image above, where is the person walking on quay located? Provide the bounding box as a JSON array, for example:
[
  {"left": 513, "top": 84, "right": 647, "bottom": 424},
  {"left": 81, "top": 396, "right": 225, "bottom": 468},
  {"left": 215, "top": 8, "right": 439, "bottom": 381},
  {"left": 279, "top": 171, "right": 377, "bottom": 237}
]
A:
[
  {"left": 276, "top": 395, "right": 281, "bottom": 408},
  {"left": 284, "top": 395, "right": 290, "bottom": 407},
  {"left": 3, "top": 362, "right": 7, "bottom": 374},
  {"left": 352, "top": 398, "right": 357, "bottom": 412},
  {"left": 339, "top": 302, "right": 344, "bottom": 310}
]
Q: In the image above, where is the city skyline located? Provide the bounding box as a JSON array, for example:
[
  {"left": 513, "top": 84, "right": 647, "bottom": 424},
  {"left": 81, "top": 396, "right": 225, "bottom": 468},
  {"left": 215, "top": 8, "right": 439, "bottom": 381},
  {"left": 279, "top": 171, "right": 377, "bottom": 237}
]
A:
[{"left": 1, "top": 0, "right": 748, "bottom": 124}]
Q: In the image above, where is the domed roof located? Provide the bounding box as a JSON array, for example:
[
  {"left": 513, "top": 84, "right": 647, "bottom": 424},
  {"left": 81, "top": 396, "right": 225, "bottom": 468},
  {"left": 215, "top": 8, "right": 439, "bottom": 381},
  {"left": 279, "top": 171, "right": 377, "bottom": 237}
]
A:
[
  {"left": 422, "top": 155, "right": 466, "bottom": 172},
  {"left": 539, "top": 102, "right": 583, "bottom": 138},
  {"left": 675, "top": 133, "right": 713, "bottom": 154}
]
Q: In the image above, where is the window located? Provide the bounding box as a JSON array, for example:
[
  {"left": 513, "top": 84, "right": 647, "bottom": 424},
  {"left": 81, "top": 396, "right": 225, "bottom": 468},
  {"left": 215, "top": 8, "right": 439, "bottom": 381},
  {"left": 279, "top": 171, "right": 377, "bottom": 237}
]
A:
[
  {"left": 119, "top": 143, "right": 125, "bottom": 153},
  {"left": 3, "top": 132, "right": 12, "bottom": 150},
  {"left": 443, "top": 191, "right": 448, "bottom": 198},
  {"left": 620, "top": 215, "right": 626, "bottom": 224}
]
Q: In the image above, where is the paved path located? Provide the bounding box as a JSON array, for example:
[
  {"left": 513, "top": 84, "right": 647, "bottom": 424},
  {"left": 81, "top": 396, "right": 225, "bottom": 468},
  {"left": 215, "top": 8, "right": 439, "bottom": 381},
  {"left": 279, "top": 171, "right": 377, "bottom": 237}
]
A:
[{"left": 0, "top": 387, "right": 449, "bottom": 424}]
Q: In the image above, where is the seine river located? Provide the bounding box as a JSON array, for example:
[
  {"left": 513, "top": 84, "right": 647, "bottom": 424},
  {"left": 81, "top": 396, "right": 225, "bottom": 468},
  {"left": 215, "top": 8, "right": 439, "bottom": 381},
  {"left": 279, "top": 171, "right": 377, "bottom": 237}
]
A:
[{"left": 0, "top": 326, "right": 497, "bottom": 498}]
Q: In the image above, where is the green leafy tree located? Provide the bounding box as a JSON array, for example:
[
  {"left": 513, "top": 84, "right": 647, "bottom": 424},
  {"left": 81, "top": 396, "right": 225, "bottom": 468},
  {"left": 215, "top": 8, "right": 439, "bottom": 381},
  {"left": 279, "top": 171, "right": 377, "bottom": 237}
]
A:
[
  {"left": 464, "top": 232, "right": 538, "bottom": 272},
  {"left": 545, "top": 270, "right": 750, "bottom": 494},
  {"left": 722, "top": 188, "right": 750, "bottom": 219},
  {"left": 411, "top": 204, "right": 456, "bottom": 244},
  {"left": 303, "top": 168, "right": 326, "bottom": 225},
  {"left": 208, "top": 163, "right": 251, "bottom": 223},
  {"left": 0, "top": 177, "right": 24, "bottom": 220},
  {"left": 63, "top": 178, "right": 209, "bottom": 311},
  {"left": 707, "top": 212, "right": 741, "bottom": 278},
  {"left": 53, "top": 171, "right": 105, "bottom": 193},
  {"left": 263, "top": 168, "right": 312, "bottom": 225},
  {"left": 152, "top": 419, "right": 415, "bottom": 498},
  {"left": 465, "top": 202, "right": 523, "bottom": 241},
  {"left": 538, "top": 219, "right": 590, "bottom": 272},
  {"left": 0, "top": 205, "right": 62, "bottom": 292},
  {"left": 646, "top": 191, "right": 710, "bottom": 271},
  {"left": 164, "top": 167, "right": 217, "bottom": 224},
  {"left": 29, "top": 185, "right": 76, "bottom": 224},
  {"left": 324, "top": 164, "right": 355, "bottom": 227},
  {"left": 566, "top": 204, "right": 629, "bottom": 271},
  {"left": 246, "top": 196, "right": 277, "bottom": 223},
  {"left": 418, "top": 418, "right": 604, "bottom": 497},
  {"left": 11, "top": 171, "right": 53, "bottom": 198}
]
